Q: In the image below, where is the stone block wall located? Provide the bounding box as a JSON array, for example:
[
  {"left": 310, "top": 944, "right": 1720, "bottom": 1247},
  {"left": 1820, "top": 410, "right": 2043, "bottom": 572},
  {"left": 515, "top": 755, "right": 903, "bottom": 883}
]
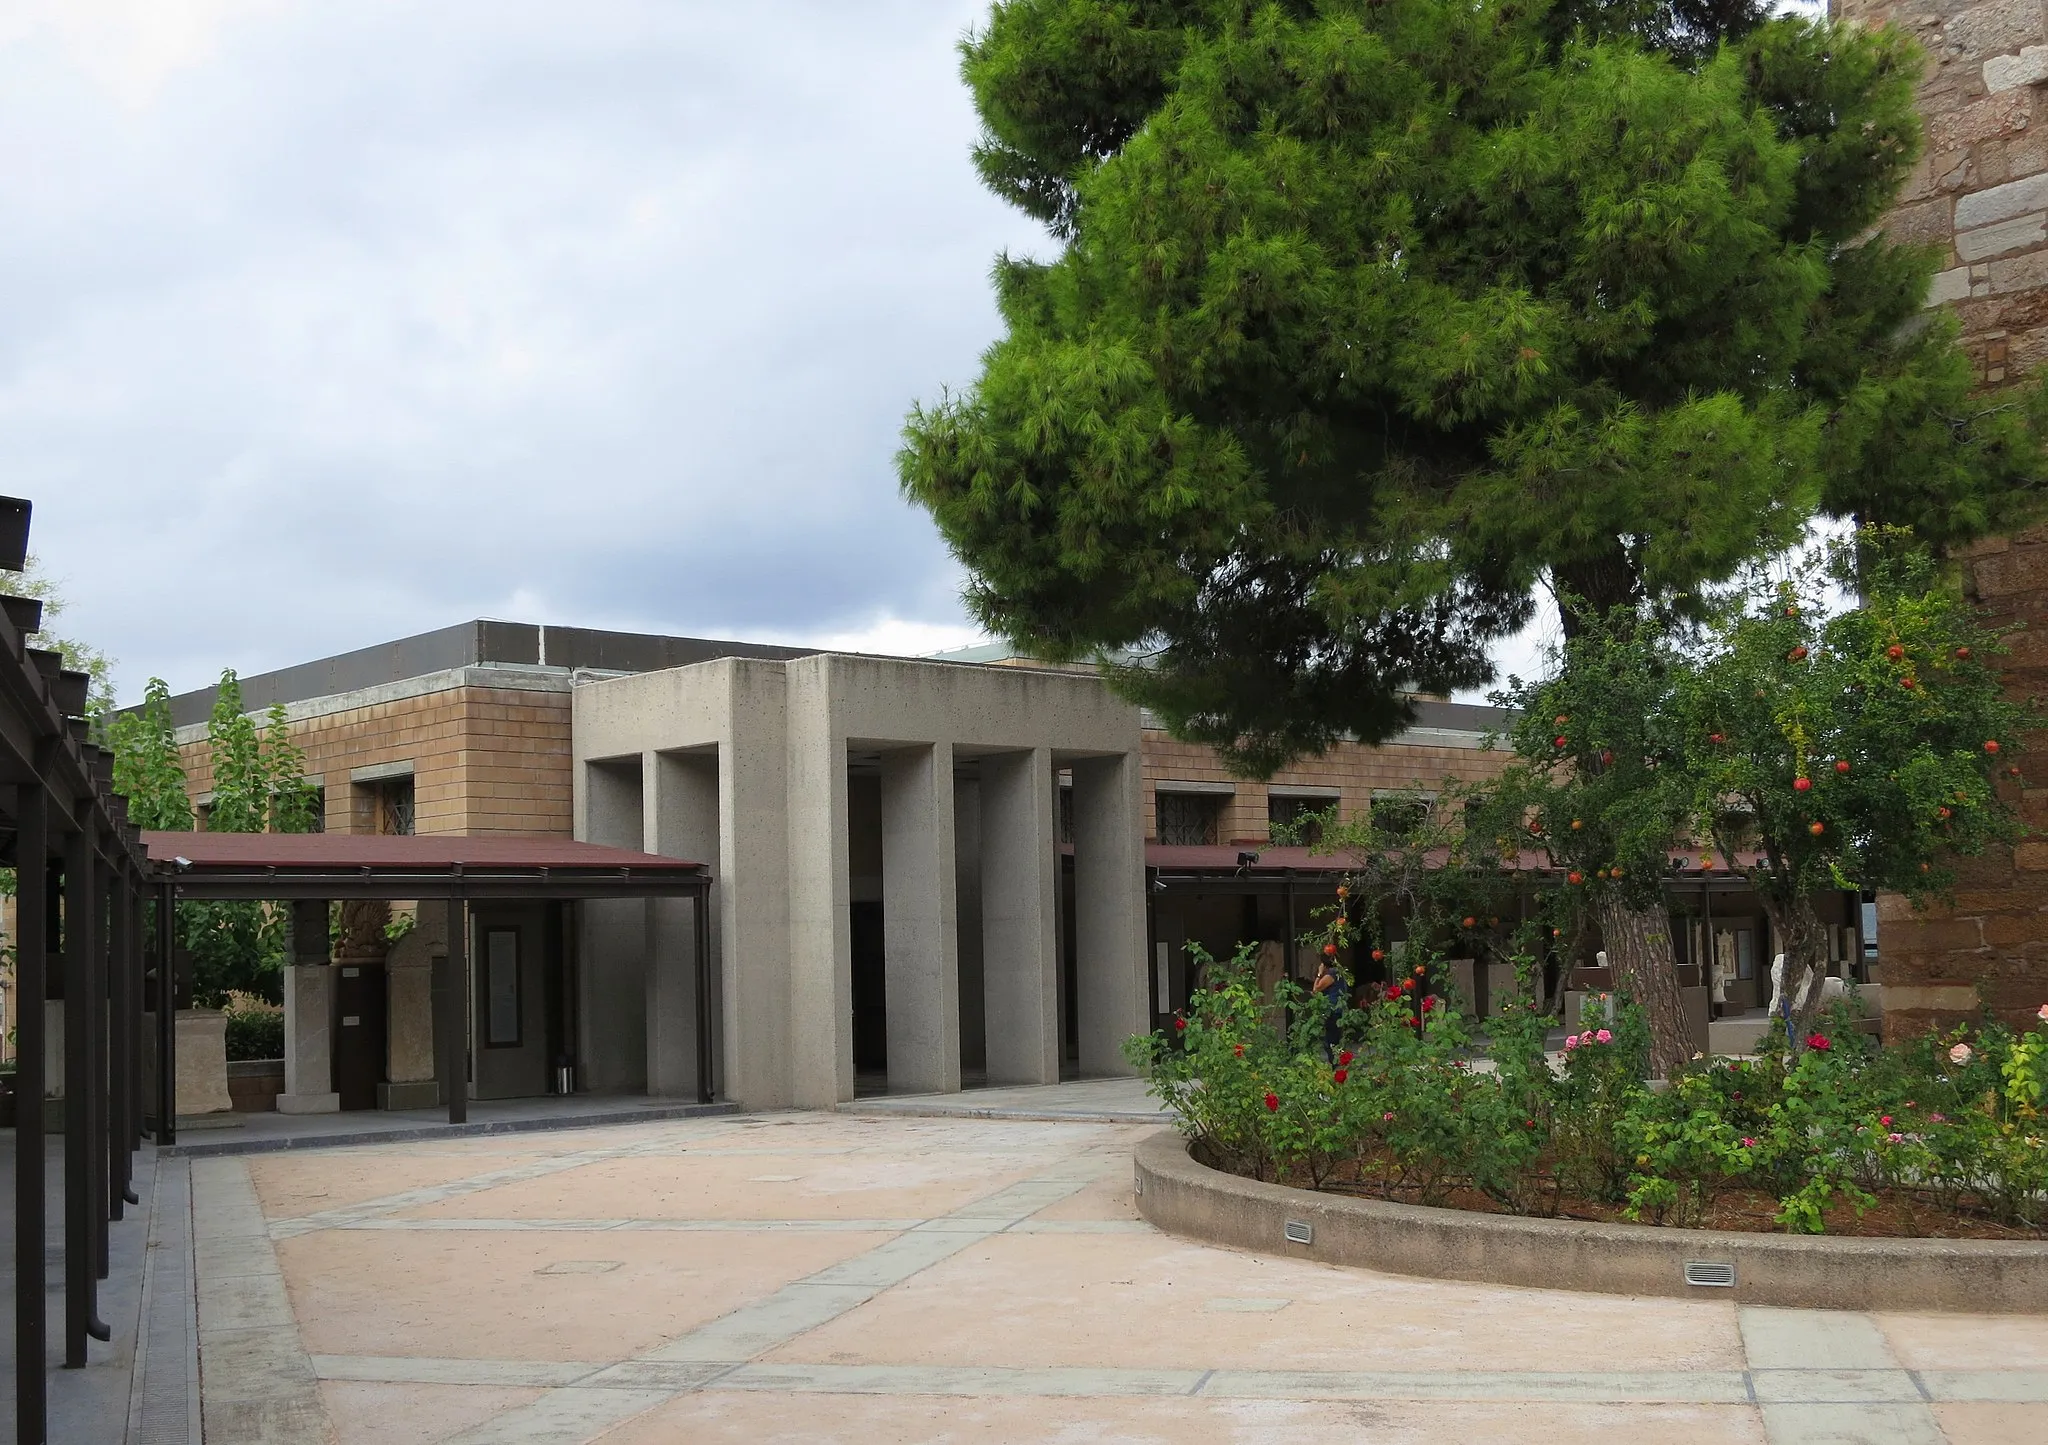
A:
[
  {"left": 1141, "top": 731, "right": 1513, "bottom": 845},
  {"left": 178, "top": 681, "right": 574, "bottom": 837},
  {"left": 1835, "top": 0, "right": 2048, "bottom": 1037}
]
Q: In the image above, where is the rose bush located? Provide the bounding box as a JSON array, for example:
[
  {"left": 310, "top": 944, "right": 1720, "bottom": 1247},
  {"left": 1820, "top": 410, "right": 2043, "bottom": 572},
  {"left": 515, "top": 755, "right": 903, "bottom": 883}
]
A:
[{"left": 1129, "top": 944, "right": 2048, "bottom": 1235}]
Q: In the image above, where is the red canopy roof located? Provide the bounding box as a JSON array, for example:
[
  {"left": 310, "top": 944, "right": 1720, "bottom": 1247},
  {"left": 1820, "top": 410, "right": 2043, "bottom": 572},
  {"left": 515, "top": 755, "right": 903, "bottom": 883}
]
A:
[{"left": 140, "top": 830, "right": 704, "bottom": 900}]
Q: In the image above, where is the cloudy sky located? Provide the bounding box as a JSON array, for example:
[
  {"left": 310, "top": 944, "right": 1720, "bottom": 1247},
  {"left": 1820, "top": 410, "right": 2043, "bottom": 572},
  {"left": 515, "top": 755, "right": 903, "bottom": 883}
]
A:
[{"left": 4, "top": 1, "right": 1555, "bottom": 705}]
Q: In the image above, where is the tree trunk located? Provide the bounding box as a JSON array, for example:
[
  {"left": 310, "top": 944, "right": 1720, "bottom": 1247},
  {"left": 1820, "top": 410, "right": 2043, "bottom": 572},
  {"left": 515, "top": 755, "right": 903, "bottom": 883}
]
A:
[
  {"left": 1593, "top": 895, "right": 1693, "bottom": 1080},
  {"left": 1761, "top": 892, "right": 1832, "bottom": 1054}
]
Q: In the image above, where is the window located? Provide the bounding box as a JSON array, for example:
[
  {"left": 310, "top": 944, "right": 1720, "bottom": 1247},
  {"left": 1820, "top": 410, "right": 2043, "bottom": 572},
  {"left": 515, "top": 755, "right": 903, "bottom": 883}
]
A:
[
  {"left": 375, "top": 777, "right": 415, "bottom": 836},
  {"left": 484, "top": 928, "right": 521, "bottom": 1046},
  {"left": 1267, "top": 794, "right": 1329, "bottom": 846},
  {"left": 1370, "top": 793, "right": 1430, "bottom": 839},
  {"left": 1058, "top": 785, "right": 1073, "bottom": 845},
  {"left": 1156, "top": 791, "right": 1221, "bottom": 846}
]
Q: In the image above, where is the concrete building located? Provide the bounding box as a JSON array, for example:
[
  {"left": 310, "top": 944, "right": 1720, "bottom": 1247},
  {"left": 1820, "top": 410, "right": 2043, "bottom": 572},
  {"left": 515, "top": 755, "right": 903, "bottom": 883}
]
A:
[
  {"left": 574, "top": 652, "right": 1146, "bottom": 1109},
  {"left": 155, "top": 621, "right": 1521, "bottom": 1111},
  {"left": 1833, "top": 0, "right": 2048, "bottom": 1041}
]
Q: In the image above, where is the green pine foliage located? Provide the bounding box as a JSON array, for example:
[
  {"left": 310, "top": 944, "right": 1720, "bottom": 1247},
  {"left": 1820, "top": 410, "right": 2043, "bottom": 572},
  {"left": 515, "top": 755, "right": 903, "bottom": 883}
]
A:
[{"left": 903, "top": 1, "right": 2048, "bottom": 775}]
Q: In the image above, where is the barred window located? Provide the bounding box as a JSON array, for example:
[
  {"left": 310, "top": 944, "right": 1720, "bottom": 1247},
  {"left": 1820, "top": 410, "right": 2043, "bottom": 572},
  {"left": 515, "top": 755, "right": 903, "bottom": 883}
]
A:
[
  {"left": 1267, "top": 795, "right": 1328, "bottom": 846},
  {"left": 1370, "top": 794, "right": 1429, "bottom": 839},
  {"left": 1156, "top": 791, "right": 1220, "bottom": 847},
  {"left": 376, "top": 777, "right": 415, "bottom": 836}
]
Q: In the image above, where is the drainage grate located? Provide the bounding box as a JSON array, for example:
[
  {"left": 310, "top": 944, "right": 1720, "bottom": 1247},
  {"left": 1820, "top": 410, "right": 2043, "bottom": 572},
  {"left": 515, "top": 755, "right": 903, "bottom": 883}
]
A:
[
  {"left": 1684, "top": 1260, "right": 1736, "bottom": 1288},
  {"left": 1283, "top": 1219, "right": 1314, "bottom": 1245}
]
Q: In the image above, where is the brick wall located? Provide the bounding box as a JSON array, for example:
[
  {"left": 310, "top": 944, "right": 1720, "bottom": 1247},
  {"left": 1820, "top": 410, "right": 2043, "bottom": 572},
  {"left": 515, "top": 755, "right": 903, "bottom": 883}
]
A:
[
  {"left": 1835, "top": 0, "right": 2048, "bottom": 1037},
  {"left": 178, "top": 684, "right": 573, "bottom": 838},
  {"left": 1141, "top": 731, "right": 1513, "bottom": 844}
]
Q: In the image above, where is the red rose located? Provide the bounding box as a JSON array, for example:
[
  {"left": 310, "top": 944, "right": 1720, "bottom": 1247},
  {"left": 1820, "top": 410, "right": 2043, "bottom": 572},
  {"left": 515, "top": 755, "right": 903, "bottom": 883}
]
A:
[
  {"left": 1834, "top": 760, "right": 1850, "bottom": 774},
  {"left": 1322, "top": 942, "right": 1338, "bottom": 957},
  {"left": 1788, "top": 645, "right": 1808, "bottom": 661},
  {"left": 1886, "top": 644, "right": 1904, "bottom": 660},
  {"left": 1805, "top": 1033, "right": 1831, "bottom": 1052},
  {"left": 1174, "top": 1017, "right": 1186, "bottom": 1031},
  {"left": 1233, "top": 1043, "right": 1244, "bottom": 1058},
  {"left": 1370, "top": 948, "right": 1385, "bottom": 962},
  {"left": 1264, "top": 1092, "right": 1279, "bottom": 1112},
  {"left": 1421, "top": 996, "right": 1436, "bottom": 1012},
  {"left": 1985, "top": 740, "right": 2001, "bottom": 754},
  {"left": 1333, "top": 1068, "right": 1349, "bottom": 1084},
  {"left": 1793, "top": 777, "right": 1811, "bottom": 792},
  {"left": 1338, "top": 1051, "right": 1354, "bottom": 1066}
]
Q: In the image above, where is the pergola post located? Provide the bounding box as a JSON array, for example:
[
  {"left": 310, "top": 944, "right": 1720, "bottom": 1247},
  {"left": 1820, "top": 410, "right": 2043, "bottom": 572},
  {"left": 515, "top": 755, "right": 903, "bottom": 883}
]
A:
[
  {"left": 447, "top": 875, "right": 468, "bottom": 1124},
  {"left": 62, "top": 819, "right": 109, "bottom": 1362},
  {"left": 156, "top": 880, "right": 177, "bottom": 1145},
  {"left": 14, "top": 779, "right": 49, "bottom": 1444}
]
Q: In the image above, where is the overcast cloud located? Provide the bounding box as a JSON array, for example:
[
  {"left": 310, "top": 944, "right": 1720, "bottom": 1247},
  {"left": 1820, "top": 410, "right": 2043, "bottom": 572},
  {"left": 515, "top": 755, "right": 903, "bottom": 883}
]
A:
[
  {"left": 2, "top": 1, "right": 1570, "bottom": 710},
  {"left": 1, "top": 0, "right": 1054, "bottom": 701}
]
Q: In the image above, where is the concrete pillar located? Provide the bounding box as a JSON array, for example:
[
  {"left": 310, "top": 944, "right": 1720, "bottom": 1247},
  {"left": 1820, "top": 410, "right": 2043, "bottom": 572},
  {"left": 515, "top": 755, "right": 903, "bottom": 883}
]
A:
[
  {"left": 579, "top": 756, "right": 651, "bottom": 1095},
  {"left": 277, "top": 966, "right": 339, "bottom": 1113},
  {"left": 880, "top": 741, "right": 960, "bottom": 1095},
  {"left": 979, "top": 747, "right": 1059, "bottom": 1084},
  {"left": 727, "top": 664, "right": 800, "bottom": 1109},
  {"left": 645, "top": 749, "right": 717, "bottom": 1098},
  {"left": 1071, "top": 751, "right": 1147, "bottom": 1077}
]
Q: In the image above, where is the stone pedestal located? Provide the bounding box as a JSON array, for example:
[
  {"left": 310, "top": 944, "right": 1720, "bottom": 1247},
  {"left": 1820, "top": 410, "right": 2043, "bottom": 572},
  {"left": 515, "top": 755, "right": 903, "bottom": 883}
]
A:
[
  {"left": 278, "top": 964, "right": 340, "bottom": 1114},
  {"left": 379, "top": 960, "right": 440, "bottom": 1109},
  {"left": 175, "top": 1009, "right": 233, "bottom": 1115}
]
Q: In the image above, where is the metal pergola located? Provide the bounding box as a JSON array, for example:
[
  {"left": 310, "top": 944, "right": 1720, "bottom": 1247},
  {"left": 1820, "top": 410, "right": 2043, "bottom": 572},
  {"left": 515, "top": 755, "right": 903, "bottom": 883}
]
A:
[
  {"left": 2, "top": 497, "right": 156, "bottom": 1445},
  {"left": 139, "top": 830, "right": 714, "bottom": 1136}
]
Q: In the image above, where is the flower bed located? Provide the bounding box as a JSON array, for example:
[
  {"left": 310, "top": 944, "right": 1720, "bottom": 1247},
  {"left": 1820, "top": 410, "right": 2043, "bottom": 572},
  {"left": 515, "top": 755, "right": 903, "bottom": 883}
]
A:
[{"left": 1126, "top": 946, "right": 2048, "bottom": 1239}]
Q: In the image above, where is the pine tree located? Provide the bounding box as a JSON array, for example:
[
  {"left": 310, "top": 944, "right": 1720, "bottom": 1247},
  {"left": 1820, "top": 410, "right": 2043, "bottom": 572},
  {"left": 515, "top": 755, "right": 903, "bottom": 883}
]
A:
[{"left": 902, "top": 1, "right": 2047, "bottom": 773}]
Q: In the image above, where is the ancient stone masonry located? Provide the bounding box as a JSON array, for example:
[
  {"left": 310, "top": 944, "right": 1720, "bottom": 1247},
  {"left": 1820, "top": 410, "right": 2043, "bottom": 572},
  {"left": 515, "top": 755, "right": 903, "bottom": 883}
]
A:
[{"left": 1835, "top": 0, "right": 2048, "bottom": 1036}]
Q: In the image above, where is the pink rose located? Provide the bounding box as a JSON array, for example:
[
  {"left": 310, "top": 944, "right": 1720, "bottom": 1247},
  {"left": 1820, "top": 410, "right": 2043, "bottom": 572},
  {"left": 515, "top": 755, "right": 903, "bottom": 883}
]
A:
[
  {"left": 1595, "top": 1029, "right": 1612, "bottom": 1044},
  {"left": 2038, "top": 1003, "right": 2048, "bottom": 1024},
  {"left": 1949, "top": 1043, "right": 1973, "bottom": 1067},
  {"left": 1740, "top": 1137, "right": 1756, "bottom": 1148},
  {"left": 1564, "top": 1036, "right": 1579, "bottom": 1051},
  {"left": 1887, "top": 1133, "right": 1904, "bottom": 1144},
  {"left": 1382, "top": 1111, "right": 1395, "bottom": 1122}
]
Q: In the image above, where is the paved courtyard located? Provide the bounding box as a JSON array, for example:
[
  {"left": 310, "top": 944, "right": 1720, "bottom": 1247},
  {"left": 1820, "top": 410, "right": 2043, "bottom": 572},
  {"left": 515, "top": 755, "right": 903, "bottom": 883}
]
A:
[{"left": 183, "top": 1111, "right": 2048, "bottom": 1444}]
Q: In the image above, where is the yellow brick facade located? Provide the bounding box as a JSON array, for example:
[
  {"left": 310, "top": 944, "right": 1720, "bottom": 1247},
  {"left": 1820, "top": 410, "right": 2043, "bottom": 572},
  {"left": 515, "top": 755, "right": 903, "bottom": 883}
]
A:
[
  {"left": 177, "top": 684, "right": 573, "bottom": 837},
  {"left": 1141, "top": 731, "right": 1511, "bottom": 844}
]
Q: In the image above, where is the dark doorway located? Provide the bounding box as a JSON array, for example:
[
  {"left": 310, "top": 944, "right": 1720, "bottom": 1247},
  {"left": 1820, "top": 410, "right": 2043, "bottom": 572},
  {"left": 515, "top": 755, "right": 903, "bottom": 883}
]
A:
[
  {"left": 850, "top": 901, "right": 887, "bottom": 1075},
  {"left": 333, "top": 961, "right": 387, "bottom": 1111}
]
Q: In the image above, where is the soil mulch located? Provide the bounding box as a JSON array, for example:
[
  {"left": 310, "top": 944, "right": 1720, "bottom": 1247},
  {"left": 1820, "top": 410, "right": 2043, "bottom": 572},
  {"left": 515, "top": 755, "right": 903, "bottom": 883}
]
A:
[{"left": 1250, "top": 1153, "right": 2047, "bottom": 1241}]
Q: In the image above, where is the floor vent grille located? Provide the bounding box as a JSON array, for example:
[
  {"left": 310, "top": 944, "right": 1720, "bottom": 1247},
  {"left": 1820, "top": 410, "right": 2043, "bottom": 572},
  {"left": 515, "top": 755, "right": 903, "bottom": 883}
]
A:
[
  {"left": 1684, "top": 1260, "right": 1736, "bottom": 1288},
  {"left": 1283, "top": 1219, "right": 1313, "bottom": 1245}
]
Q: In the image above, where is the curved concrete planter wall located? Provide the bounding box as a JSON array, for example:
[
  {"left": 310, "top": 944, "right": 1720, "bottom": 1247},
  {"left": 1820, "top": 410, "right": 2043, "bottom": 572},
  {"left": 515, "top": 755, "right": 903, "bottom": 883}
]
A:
[{"left": 1132, "top": 1130, "right": 2048, "bottom": 1313}]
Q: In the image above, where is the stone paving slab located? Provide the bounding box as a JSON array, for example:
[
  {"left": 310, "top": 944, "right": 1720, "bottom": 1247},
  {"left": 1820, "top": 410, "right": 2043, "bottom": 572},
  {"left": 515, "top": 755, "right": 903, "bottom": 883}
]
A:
[{"left": 182, "top": 1110, "right": 2048, "bottom": 1445}]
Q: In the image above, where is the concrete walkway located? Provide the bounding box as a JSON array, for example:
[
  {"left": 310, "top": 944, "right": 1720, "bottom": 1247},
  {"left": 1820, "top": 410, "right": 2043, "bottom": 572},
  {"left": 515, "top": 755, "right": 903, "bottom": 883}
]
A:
[
  {"left": 186, "top": 1111, "right": 2048, "bottom": 1444},
  {"left": 161, "top": 1095, "right": 736, "bottom": 1158},
  {"left": 842, "top": 1076, "right": 1167, "bottom": 1124}
]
